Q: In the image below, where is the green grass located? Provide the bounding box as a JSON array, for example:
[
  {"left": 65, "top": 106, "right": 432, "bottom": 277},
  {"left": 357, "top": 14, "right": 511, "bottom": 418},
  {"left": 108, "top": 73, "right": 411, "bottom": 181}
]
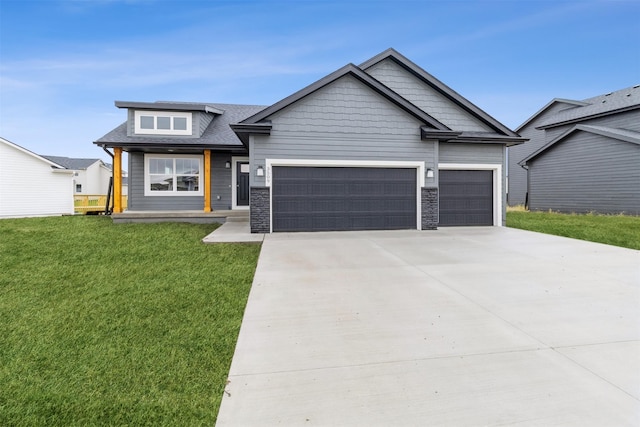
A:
[
  {"left": 0, "top": 216, "right": 261, "bottom": 426},
  {"left": 506, "top": 210, "right": 640, "bottom": 250}
]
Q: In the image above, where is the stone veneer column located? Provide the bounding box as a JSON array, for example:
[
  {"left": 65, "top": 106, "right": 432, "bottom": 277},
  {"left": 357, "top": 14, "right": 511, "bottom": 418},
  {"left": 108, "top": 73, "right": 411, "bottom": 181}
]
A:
[
  {"left": 421, "top": 187, "right": 438, "bottom": 230},
  {"left": 250, "top": 187, "right": 270, "bottom": 233}
]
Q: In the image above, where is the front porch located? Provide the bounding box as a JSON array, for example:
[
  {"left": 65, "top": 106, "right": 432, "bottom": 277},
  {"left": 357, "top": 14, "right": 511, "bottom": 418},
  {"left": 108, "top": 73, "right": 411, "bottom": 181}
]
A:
[{"left": 111, "top": 209, "right": 249, "bottom": 224}]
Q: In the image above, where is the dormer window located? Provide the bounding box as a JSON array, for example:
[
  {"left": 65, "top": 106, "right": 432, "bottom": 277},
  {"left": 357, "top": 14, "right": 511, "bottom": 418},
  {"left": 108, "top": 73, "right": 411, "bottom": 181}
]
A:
[{"left": 134, "top": 111, "right": 192, "bottom": 135}]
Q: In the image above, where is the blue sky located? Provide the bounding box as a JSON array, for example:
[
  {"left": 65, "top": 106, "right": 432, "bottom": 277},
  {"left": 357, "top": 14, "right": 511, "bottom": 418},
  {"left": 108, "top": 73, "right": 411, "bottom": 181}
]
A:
[{"left": 1, "top": 0, "right": 638, "bottom": 163}]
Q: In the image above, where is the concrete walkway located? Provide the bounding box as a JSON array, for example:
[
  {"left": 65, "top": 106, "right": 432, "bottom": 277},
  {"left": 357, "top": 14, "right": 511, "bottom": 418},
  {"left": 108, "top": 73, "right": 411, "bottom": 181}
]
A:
[
  {"left": 202, "top": 220, "right": 264, "bottom": 244},
  {"left": 216, "top": 227, "right": 640, "bottom": 426}
]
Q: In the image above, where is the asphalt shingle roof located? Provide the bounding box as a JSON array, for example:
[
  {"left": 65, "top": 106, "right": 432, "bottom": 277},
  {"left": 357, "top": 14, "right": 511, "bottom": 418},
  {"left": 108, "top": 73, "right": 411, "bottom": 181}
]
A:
[
  {"left": 95, "top": 103, "right": 267, "bottom": 148},
  {"left": 40, "top": 156, "right": 102, "bottom": 170},
  {"left": 537, "top": 85, "right": 640, "bottom": 128}
]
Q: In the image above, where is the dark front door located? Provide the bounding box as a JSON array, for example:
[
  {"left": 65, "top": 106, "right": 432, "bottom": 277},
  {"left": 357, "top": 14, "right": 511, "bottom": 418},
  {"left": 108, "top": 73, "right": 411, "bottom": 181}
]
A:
[
  {"left": 439, "top": 169, "right": 493, "bottom": 226},
  {"left": 271, "top": 166, "right": 417, "bottom": 232},
  {"left": 236, "top": 162, "right": 250, "bottom": 207}
]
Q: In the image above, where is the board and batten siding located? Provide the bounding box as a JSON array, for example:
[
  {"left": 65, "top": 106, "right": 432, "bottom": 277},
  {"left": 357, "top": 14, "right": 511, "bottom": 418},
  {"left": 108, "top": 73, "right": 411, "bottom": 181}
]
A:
[
  {"left": 250, "top": 74, "right": 436, "bottom": 187},
  {"left": 0, "top": 141, "right": 74, "bottom": 218},
  {"left": 528, "top": 132, "right": 640, "bottom": 215},
  {"left": 365, "top": 58, "right": 494, "bottom": 133}
]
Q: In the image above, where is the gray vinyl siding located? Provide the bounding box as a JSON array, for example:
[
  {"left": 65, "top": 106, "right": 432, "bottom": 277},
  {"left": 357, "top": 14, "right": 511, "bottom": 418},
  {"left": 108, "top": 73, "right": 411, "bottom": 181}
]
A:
[
  {"left": 508, "top": 102, "right": 579, "bottom": 205},
  {"left": 211, "top": 153, "right": 232, "bottom": 210},
  {"left": 250, "top": 74, "right": 436, "bottom": 187},
  {"left": 128, "top": 151, "right": 232, "bottom": 211},
  {"left": 528, "top": 132, "right": 640, "bottom": 215},
  {"left": 509, "top": 107, "right": 640, "bottom": 206},
  {"left": 365, "top": 58, "right": 493, "bottom": 132},
  {"left": 439, "top": 142, "right": 503, "bottom": 164}
]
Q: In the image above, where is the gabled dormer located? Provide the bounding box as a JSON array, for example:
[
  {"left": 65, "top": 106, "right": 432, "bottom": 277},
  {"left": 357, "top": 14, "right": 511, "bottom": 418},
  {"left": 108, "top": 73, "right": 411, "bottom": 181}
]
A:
[{"left": 114, "top": 101, "right": 225, "bottom": 138}]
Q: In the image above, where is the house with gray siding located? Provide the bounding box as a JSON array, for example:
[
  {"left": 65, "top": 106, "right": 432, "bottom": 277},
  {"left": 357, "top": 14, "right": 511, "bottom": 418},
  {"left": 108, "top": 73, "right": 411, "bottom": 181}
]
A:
[
  {"left": 509, "top": 85, "right": 640, "bottom": 215},
  {"left": 95, "top": 49, "right": 525, "bottom": 232}
]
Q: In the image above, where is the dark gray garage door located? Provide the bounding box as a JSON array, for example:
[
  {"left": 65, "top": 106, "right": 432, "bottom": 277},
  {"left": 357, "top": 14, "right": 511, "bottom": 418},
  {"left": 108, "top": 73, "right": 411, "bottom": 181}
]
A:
[
  {"left": 272, "top": 166, "right": 417, "bottom": 232},
  {"left": 439, "top": 170, "right": 493, "bottom": 226}
]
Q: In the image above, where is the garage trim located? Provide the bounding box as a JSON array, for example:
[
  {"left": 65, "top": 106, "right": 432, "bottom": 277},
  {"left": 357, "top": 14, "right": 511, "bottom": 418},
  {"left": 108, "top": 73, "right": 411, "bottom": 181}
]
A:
[
  {"left": 265, "top": 159, "right": 425, "bottom": 233},
  {"left": 438, "top": 163, "right": 502, "bottom": 226}
]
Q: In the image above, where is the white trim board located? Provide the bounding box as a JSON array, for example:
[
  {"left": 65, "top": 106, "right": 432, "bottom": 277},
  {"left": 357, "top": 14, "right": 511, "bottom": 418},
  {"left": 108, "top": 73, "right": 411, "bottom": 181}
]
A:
[{"left": 438, "top": 163, "right": 503, "bottom": 226}]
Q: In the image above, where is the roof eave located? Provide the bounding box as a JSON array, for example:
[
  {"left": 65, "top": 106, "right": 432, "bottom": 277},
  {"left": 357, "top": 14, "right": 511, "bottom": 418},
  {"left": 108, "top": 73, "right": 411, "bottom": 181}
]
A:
[
  {"left": 240, "top": 63, "right": 449, "bottom": 131},
  {"left": 536, "top": 104, "right": 640, "bottom": 129},
  {"left": 114, "top": 101, "right": 225, "bottom": 115},
  {"left": 360, "top": 49, "right": 519, "bottom": 137}
]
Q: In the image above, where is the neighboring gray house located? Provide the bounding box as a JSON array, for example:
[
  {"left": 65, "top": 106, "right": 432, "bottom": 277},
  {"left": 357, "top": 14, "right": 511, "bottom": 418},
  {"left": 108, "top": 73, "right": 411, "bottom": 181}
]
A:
[
  {"left": 95, "top": 48, "right": 525, "bottom": 232},
  {"left": 508, "top": 85, "right": 640, "bottom": 215}
]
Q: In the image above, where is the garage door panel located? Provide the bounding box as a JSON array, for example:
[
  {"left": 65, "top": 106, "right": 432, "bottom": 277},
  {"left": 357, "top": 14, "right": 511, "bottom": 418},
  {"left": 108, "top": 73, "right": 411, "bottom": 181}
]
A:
[
  {"left": 439, "top": 170, "right": 493, "bottom": 226},
  {"left": 272, "top": 166, "right": 417, "bottom": 232}
]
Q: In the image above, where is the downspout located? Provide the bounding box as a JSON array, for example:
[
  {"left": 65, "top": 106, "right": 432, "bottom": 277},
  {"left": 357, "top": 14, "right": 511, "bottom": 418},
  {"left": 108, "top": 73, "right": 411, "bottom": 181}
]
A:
[
  {"left": 519, "top": 163, "right": 529, "bottom": 209},
  {"left": 102, "top": 146, "right": 115, "bottom": 215}
]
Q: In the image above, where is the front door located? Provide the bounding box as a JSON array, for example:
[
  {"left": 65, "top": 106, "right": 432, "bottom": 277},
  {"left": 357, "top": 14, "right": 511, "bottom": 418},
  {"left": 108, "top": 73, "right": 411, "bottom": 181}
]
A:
[{"left": 236, "top": 161, "right": 250, "bottom": 207}]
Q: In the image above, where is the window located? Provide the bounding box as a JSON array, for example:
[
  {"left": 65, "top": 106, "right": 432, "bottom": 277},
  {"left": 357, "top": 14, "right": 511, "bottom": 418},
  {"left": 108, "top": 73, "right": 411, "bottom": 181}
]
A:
[
  {"left": 144, "top": 154, "right": 203, "bottom": 196},
  {"left": 134, "top": 111, "right": 192, "bottom": 135},
  {"left": 76, "top": 184, "right": 82, "bottom": 193}
]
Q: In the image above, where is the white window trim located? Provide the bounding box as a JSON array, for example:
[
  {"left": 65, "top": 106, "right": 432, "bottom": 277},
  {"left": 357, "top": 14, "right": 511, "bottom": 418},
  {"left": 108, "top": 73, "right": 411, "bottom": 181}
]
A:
[
  {"left": 265, "top": 159, "right": 425, "bottom": 233},
  {"left": 437, "top": 163, "right": 503, "bottom": 226},
  {"left": 231, "top": 156, "right": 250, "bottom": 210},
  {"left": 144, "top": 154, "right": 203, "bottom": 197},
  {"left": 134, "top": 111, "right": 192, "bottom": 135}
]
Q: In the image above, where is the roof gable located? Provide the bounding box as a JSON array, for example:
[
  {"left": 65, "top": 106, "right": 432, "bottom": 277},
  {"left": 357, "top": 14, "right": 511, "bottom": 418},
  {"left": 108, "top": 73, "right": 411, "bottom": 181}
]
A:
[
  {"left": 360, "top": 48, "right": 519, "bottom": 137},
  {"left": 519, "top": 124, "right": 640, "bottom": 165},
  {"left": 0, "top": 137, "right": 67, "bottom": 169},
  {"left": 238, "top": 63, "right": 448, "bottom": 131},
  {"left": 515, "top": 98, "right": 588, "bottom": 132}
]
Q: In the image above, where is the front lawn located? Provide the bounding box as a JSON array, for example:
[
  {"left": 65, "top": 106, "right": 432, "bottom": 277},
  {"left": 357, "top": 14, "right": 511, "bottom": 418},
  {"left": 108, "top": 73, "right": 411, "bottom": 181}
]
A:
[
  {"left": 0, "top": 216, "right": 260, "bottom": 426},
  {"left": 506, "top": 210, "right": 640, "bottom": 250}
]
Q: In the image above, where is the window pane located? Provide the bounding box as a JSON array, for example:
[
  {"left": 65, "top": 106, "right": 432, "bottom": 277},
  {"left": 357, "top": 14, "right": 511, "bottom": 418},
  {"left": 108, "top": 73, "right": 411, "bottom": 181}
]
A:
[
  {"left": 174, "top": 117, "right": 187, "bottom": 131},
  {"left": 176, "top": 158, "right": 199, "bottom": 174},
  {"left": 157, "top": 116, "right": 171, "bottom": 130},
  {"left": 176, "top": 176, "right": 199, "bottom": 191},
  {"left": 140, "top": 116, "right": 154, "bottom": 129},
  {"left": 150, "top": 175, "right": 173, "bottom": 191},
  {"left": 150, "top": 158, "right": 173, "bottom": 174}
]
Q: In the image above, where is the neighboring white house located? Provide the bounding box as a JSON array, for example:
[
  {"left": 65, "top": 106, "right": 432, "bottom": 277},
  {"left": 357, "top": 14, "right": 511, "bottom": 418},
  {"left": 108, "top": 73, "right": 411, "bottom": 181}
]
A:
[
  {"left": 0, "top": 137, "right": 75, "bottom": 218},
  {"left": 39, "top": 155, "right": 127, "bottom": 195}
]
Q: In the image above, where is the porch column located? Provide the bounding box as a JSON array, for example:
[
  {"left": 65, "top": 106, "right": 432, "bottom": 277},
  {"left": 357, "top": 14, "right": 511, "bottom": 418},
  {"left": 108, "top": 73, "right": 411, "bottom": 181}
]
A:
[
  {"left": 113, "top": 147, "right": 123, "bottom": 213},
  {"left": 204, "top": 149, "right": 211, "bottom": 212}
]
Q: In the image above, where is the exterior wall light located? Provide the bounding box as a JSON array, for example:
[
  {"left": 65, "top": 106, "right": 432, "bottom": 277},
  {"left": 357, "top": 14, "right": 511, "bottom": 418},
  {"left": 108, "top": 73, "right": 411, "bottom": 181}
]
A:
[
  {"left": 225, "top": 161, "right": 231, "bottom": 168},
  {"left": 426, "top": 168, "right": 435, "bottom": 178},
  {"left": 256, "top": 166, "right": 264, "bottom": 177}
]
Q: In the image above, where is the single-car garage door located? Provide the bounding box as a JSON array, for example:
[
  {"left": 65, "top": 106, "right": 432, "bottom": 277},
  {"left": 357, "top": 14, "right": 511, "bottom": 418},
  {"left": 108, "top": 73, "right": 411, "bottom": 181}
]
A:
[
  {"left": 439, "top": 169, "right": 493, "bottom": 226},
  {"left": 272, "top": 166, "right": 417, "bottom": 232}
]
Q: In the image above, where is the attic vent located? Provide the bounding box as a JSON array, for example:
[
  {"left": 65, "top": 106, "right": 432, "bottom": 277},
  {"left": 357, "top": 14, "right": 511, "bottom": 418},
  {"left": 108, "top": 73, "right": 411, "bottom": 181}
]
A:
[
  {"left": 602, "top": 100, "right": 606, "bottom": 103},
  {"left": 634, "top": 84, "right": 640, "bottom": 88},
  {"left": 604, "top": 92, "right": 612, "bottom": 96},
  {"left": 627, "top": 94, "right": 632, "bottom": 97}
]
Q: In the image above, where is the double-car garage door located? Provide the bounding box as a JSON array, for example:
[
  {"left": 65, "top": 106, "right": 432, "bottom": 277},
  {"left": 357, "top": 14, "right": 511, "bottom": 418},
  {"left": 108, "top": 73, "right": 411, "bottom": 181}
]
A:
[
  {"left": 270, "top": 166, "right": 494, "bottom": 232},
  {"left": 272, "top": 166, "right": 416, "bottom": 232}
]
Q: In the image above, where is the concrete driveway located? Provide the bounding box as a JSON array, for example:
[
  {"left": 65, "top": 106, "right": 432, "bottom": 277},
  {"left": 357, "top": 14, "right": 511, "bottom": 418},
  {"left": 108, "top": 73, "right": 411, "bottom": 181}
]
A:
[{"left": 216, "top": 227, "right": 640, "bottom": 426}]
